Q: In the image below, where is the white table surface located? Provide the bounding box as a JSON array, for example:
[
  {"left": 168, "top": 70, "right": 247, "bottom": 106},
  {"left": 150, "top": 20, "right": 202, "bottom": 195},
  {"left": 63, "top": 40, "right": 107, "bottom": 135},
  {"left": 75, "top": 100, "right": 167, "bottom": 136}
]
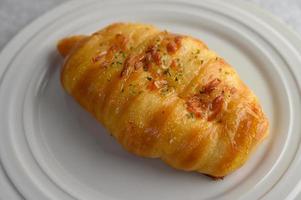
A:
[{"left": 0, "top": 0, "right": 301, "bottom": 51}]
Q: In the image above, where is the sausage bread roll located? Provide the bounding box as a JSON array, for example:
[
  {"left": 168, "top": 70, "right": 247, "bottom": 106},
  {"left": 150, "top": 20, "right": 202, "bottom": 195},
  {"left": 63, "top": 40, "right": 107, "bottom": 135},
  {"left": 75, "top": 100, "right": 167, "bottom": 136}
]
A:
[{"left": 57, "top": 23, "right": 269, "bottom": 178}]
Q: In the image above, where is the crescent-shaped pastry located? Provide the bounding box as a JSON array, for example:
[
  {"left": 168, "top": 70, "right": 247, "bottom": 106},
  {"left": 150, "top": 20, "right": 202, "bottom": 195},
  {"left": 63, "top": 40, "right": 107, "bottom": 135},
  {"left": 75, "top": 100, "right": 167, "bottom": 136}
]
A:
[{"left": 57, "top": 23, "right": 269, "bottom": 178}]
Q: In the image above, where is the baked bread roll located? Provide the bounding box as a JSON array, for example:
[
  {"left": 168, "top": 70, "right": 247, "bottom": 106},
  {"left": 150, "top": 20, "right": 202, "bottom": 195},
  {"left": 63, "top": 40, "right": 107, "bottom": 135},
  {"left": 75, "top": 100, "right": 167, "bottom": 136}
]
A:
[{"left": 57, "top": 23, "right": 269, "bottom": 178}]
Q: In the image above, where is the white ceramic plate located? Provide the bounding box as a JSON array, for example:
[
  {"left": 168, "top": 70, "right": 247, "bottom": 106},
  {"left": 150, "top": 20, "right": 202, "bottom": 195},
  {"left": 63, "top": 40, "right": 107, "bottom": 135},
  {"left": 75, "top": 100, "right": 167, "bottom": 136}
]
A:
[{"left": 1, "top": 0, "right": 301, "bottom": 199}]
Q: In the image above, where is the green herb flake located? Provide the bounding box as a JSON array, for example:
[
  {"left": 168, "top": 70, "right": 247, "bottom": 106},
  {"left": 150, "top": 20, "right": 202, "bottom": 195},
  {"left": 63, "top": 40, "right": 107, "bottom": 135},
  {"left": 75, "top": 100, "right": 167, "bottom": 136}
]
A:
[
  {"left": 121, "top": 51, "right": 126, "bottom": 58},
  {"left": 199, "top": 89, "right": 205, "bottom": 94},
  {"left": 177, "top": 72, "right": 183, "bottom": 77},
  {"left": 186, "top": 112, "right": 194, "bottom": 119},
  {"left": 163, "top": 69, "right": 171, "bottom": 76},
  {"left": 160, "top": 87, "right": 170, "bottom": 95},
  {"left": 128, "top": 84, "right": 137, "bottom": 95}
]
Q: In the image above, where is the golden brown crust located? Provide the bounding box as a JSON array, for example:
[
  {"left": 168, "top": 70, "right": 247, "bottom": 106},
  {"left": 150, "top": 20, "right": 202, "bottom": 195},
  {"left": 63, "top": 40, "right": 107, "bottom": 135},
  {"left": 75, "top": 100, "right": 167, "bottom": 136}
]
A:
[
  {"left": 58, "top": 23, "right": 269, "bottom": 178},
  {"left": 57, "top": 35, "right": 87, "bottom": 57}
]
